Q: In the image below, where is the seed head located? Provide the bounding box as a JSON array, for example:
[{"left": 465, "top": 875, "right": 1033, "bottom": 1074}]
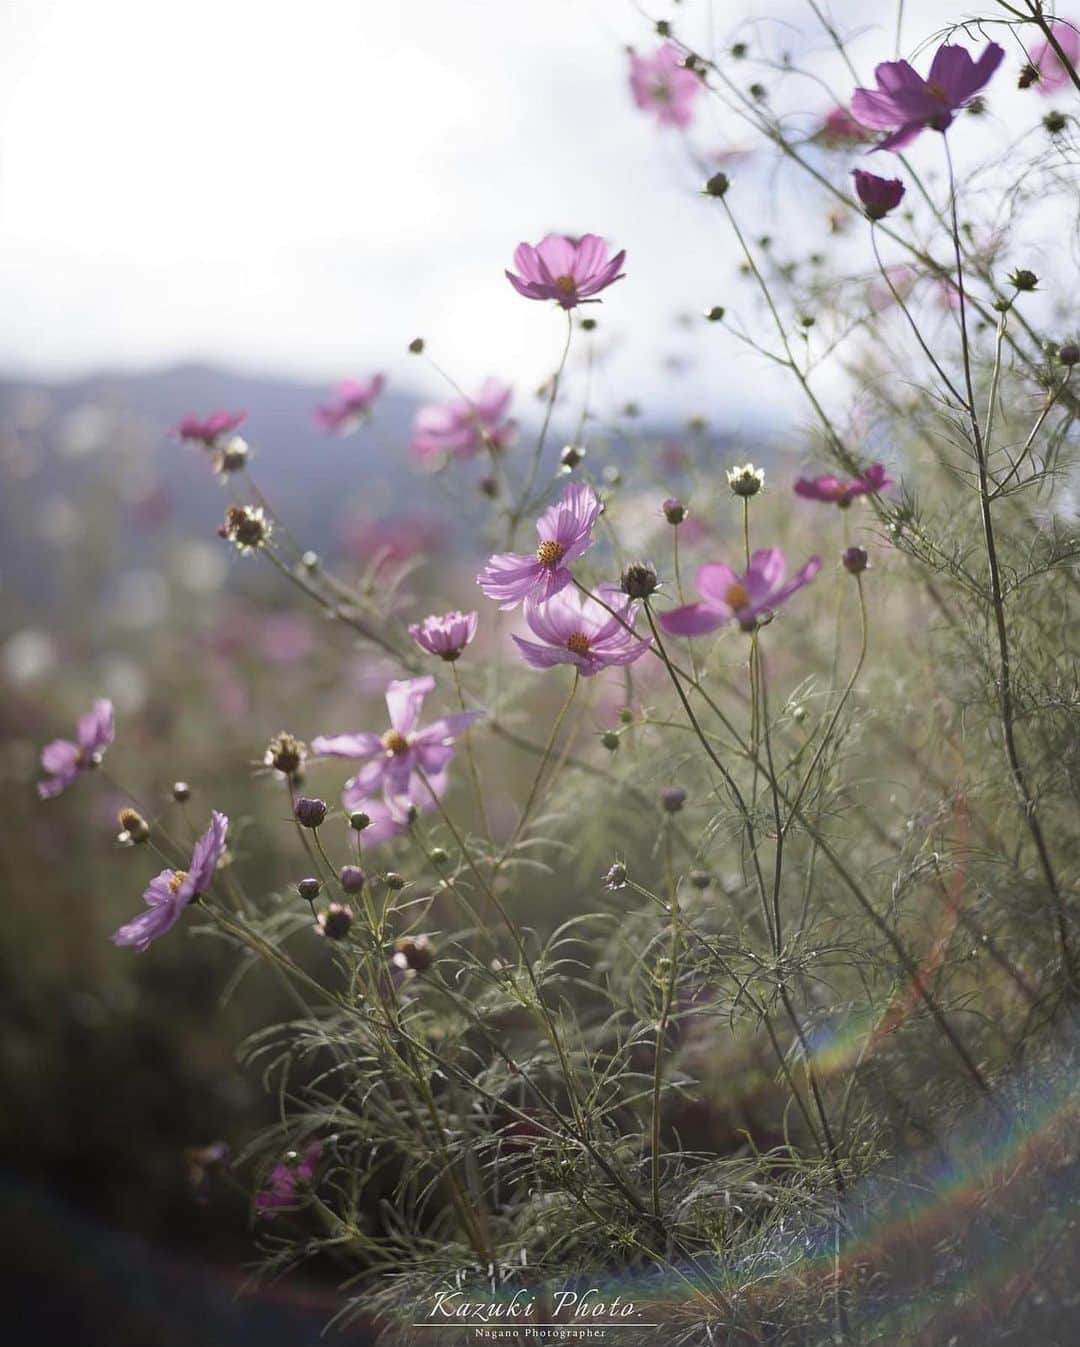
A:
[
  {"left": 393, "top": 934, "right": 434, "bottom": 973},
  {"left": 265, "top": 732, "right": 307, "bottom": 778},
  {"left": 602, "top": 862, "right": 628, "bottom": 891},
  {"left": 727, "top": 463, "right": 765, "bottom": 497},
  {"left": 117, "top": 808, "right": 150, "bottom": 845},
  {"left": 220, "top": 504, "right": 271, "bottom": 553},
  {"left": 620, "top": 561, "right": 660, "bottom": 600}
]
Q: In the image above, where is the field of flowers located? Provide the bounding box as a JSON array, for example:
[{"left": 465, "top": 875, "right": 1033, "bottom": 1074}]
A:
[{"left": 4, "top": 3, "right": 1080, "bottom": 1344}]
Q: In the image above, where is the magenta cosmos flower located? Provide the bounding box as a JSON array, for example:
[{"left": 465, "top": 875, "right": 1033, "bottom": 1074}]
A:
[
  {"left": 176, "top": 411, "right": 246, "bottom": 448},
  {"left": 794, "top": 462, "right": 892, "bottom": 506},
  {"left": 851, "top": 42, "right": 1005, "bottom": 152},
  {"left": 477, "top": 481, "right": 602, "bottom": 609},
  {"left": 514, "top": 586, "right": 651, "bottom": 677},
  {"left": 409, "top": 610, "right": 478, "bottom": 661},
  {"left": 410, "top": 379, "right": 515, "bottom": 463},
  {"left": 659, "top": 549, "right": 821, "bottom": 635},
  {"left": 1029, "top": 22, "right": 1080, "bottom": 94},
  {"left": 255, "top": 1140, "right": 322, "bottom": 1218},
  {"left": 38, "top": 698, "right": 114, "bottom": 799},
  {"left": 506, "top": 234, "right": 626, "bottom": 309},
  {"left": 314, "top": 375, "right": 386, "bottom": 434},
  {"left": 312, "top": 675, "right": 481, "bottom": 806},
  {"left": 629, "top": 43, "right": 702, "bottom": 127},
  {"left": 112, "top": 811, "right": 228, "bottom": 952},
  {"left": 852, "top": 169, "right": 905, "bottom": 220}
]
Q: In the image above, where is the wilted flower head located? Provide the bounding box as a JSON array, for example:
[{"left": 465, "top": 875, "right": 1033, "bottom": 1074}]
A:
[
  {"left": 409, "top": 610, "right": 478, "bottom": 661},
  {"left": 220, "top": 504, "right": 272, "bottom": 554},
  {"left": 38, "top": 698, "right": 114, "bottom": 799},
  {"left": 184, "top": 1141, "right": 230, "bottom": 1204},
  {"left": 851, "top": 41, "right": 1005, "bottom": 152},
  {"left": 513, "top": 585, "right": 651, "bottom": 678},
  {"left": 176, "top": 411, "right": 246, "bottom": 449},
  {"left": 314, "top": 375, "right": 386, "bottom": 435},
  {"left": 659, "top": 549, "right": 821, "bottom": 635},
  {"left": 852, "top": 169, "right": 905, "bottom": 221},
  {"left": 477, "top": 481, "right": 602, "bottom": 609},
  {"left": 629, "top": 43, "right": 702, "bottom": 127},
  {"left": 794, "top": 462, "right": 892, "bottom": 507},
  {"left": 506, "top": 234, "right": 626, "bottom": 309},
  {"left": 255, "top": 1140, "right": 322, "bottom": 1218},
  {"left": 264, "top": 731, "right": 307, "bottom": 778},
  {"left": 315, "top": 903, "right": 353, "bottom": 940},
  {"left": 392, "top": 933, "right": 435, "bottom": 974},
  {"left": 313, "top": 675, "right": 481, "bottom": 815},
  {"left": 602, "top": 862, "right": 628, "bottom": 891},
  {"left": 211, "top": 435, "right": 249, "bottom": 476},
  {"left": 111, "top": 811, "right": 228, "bottom": 952},
  {"left": 117, "top": 807, "right": 150, "bottom": 845},
  {"left": 727, "top": 463, "right": 765, "bottom": 498},
  {"left": 410, "top": 379, "right": 515, "bottom": 463},
  {"left": 1026, "top": 22, "right": 1080, "bottom": 95}
]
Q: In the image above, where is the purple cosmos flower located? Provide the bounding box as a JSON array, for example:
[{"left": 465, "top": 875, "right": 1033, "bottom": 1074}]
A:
[
  {"left": 38, "top": 698, "right": 114, "bottom": 799},
  {"left": 175, "top": 411, "right": 246, "bottom": 448},
  {"left": 255, "top": 1140, "right": 322, "bottom": 1218},
  {"left": 820, "top": 105, "right": 870, "bottom": 146},
  {"left": 506, "top": 234, "right": 626, "bottom": 309},
  {"left": 629, "top": 43, "right": 702, "bottom": 127},
  {"left": 851, "top": 41, "right": 1005, "bottom": 152},
  {"left": 477, "top": 482, "right": 602, "bottom": 609},
  {"left": 1029, "top": 22, "right": 1080, "bottom": 94},
  {"left": 513, "top": 585, "right": 651, "bottom": 677},
  {"left": 410, "top": 379, "right": 515, "bottom": 463},
  {"left": 852, "top": 169, "right": 905, "bottom": 220},
  {"left": 314, "top": 375, "right": 386, "bottom": 434},
  {"left": 312, "top": 675, "right": 481, "bottom": 810},
  {"left": 111, "top": 811, "right": 229, "bottom": 952},
  {"left": 409, "top": 610, "right": 478, "bottom": 661},
  {"left": 659, "top": 549, "right": 822, "bottom": 635},
  {"left": 793, "top": 462, "right": 893, "bottom": 506}
]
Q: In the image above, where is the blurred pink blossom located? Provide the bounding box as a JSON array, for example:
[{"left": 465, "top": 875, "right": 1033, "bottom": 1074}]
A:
[{"left": 628, "top": 43, "right": 702, "bottom": 127}]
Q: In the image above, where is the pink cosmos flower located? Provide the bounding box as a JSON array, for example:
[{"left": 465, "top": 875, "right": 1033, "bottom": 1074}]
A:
[
  {"left": 629, "top": 43, "right": 702, "bottom": 127},
  {"left": 513, "top": 586, "right": 651, "bottom": 677},
  {"left": 659, "top": 549, "right": 821, "bottom": 636},
  {"left": 112, "top": 811, "right": 228, "bottom": 952},
  {"left": 255, "top": 1140, "right": 322, "bottom": 1218},
  {"left": 852, "top": 169, "right": 905, "bottom": 220},
  {"left": 314, "top": 375, "right": 386, "bottom": 434},
  {"left": 38, "top": 698, "right": 114, "bottom": 799},
  {"left": 410, "top": 379, "right": 515, "bottom": 463},
  {"left": 343, "top": 771, "right": 447, "bottom": 844},
  {"left": 820, "top": 105, "right": 871, "bottom": 146},
  {"left": 793, "top": 462, "right": 893, "bottom": 506},
  {"left": 477, "top": 482, "right": 602, "bottom": 609},
  {"left": 1029, "top": 22, "right": 1080, "bottom": 94},
  {"left": 851, "top": 42, "right": 1005, "bottom": 152},
  {"left": 312, "top": 675, "right": 481, "bottom": 808},
  {"left": 506, "top": 235, "right": 626, "bottom": 309},
  {"left": 175, "top": 411, "right": 246, "bottom": 448},
  {"left": 409, "top": 610, "right": 478, "bottom": 661}
]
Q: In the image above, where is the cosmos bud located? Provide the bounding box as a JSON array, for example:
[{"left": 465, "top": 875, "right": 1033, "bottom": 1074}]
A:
[{"left": 294, "top": 797, "right": 328, "bottom": 829}]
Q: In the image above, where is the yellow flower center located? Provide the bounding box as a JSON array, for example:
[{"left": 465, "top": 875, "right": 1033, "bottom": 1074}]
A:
[
  {"left": 566, "top": 632, "right": 591, "bottom": 655},
  {"left": 536, "top": 540, "right": 566, "bottom": 567},
  {"left": 554, "top": 275, "right": 577, "bottom": 294},
  {"left": 168, "top": 870, "right": 188, "bottom": 895},
  {"left": 725, "top": 582, "right": 750, "bottom": 610},
  {"left": 381, "top": 730, "right": 410, "bottom": 754}
]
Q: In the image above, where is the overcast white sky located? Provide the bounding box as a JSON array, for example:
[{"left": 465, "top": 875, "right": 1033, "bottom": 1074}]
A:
[{"left": 0, "top": 0, "right": 1062, "bottom": 421}]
